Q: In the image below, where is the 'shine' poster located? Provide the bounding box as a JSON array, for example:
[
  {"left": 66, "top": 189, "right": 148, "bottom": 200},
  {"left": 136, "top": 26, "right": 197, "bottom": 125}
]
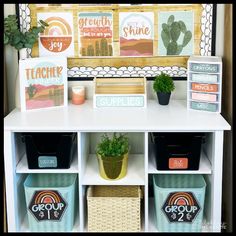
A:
[
  {"left": 78, "top": 12, "right": 113, "bottom": 56},
  {"left": 19, "top": 56, "right": 67, "bottom": 111},
  {"left": 119, "top": 12, "right": 154, "bottom": 56},
  {"left": 37, "top": 12, "right": 75, "bottom": 57}
]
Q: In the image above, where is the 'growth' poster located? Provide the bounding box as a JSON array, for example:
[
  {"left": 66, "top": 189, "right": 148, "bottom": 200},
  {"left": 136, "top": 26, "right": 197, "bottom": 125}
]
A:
[{"left": 78, "top": 12, "right": 113, "bottom": 56}]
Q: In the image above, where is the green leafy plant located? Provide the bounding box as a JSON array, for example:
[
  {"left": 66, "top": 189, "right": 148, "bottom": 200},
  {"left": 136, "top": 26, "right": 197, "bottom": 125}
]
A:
[
  {"left": 4, "top": 14, "right": 49, "bottom": 50},
  {"left": 153, "top": 73, "right": 175, "bottom": 93},
  {"left": 161, "top": 15, "right": 192, "bottom": 55},
  {"left": 96, "top": 133, "right": 129, "bottom": 160}
]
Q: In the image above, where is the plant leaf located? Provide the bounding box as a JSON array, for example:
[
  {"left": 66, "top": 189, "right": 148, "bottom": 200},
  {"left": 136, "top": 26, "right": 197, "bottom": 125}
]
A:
[
  {"left": 176, "top": 45, "right": 183, "bottom": 55},
  {"left": 39, "top": 20, "right": 49, "bottom": 27},
  {"left": 178, "top": 20, "right": 187, "bottom": 33},
  {"left": 167, "top": 15, "right": 175, "bottom": 26},
  {"left": 170, "top": 22, "right": 181, "bottom": 42},
  {"left": 4, "top": 34, "right": 9, "bottom": 44},
  {"left": 161, "top": 30, "right": 170, "bottom": 49},
  {"left": 182, "top": 30, "right": 192, "bottom": 47},
  {"left": 167, "top": 41, "right": 178, "bottom": 55}
]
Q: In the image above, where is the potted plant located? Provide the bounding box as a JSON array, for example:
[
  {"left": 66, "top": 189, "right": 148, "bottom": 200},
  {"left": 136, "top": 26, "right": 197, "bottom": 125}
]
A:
[
  {"left": 4, "top": 14, "right": 48, "bottom": 56},
  {"left": 153, "top": 72, "right": 175, "bottom": 105},
  {"left": 4, "top": 14, "right": 48, "bottom": 108},
  {"left": 96, "top": 133, "right": 129, "bottom": 180}
]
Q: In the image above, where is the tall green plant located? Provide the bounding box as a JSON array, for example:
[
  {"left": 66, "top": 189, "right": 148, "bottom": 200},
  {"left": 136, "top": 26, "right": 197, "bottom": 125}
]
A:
[
  {"left": 161, "top": 15, "right": 192, "bottom": 55},
  {"left": 4, "top": 14, "right": 48, "bottom": 50}
]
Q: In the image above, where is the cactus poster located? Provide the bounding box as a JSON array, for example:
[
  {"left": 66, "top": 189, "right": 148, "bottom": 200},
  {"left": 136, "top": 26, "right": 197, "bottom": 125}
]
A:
[
  {"left": 158, "top": 11, "right": 194, "bottom": 56},
  {"left": 119, "top": 12, "right": 154, "bottom": 56},
  {"left": 19, "top": 56, "right": 67, "bottom": 111},
  {"left": 37, "top": 12, "right": 74, "bottom": 57},
  {"left": 78, "top": 12, "right": 113, "bottom": 56}
]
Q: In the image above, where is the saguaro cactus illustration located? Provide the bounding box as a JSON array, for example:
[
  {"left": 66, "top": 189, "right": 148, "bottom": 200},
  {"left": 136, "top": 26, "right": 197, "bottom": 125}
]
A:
[
  {"left": 161, "top": 15, "right": 192, "bottom": 55},
  {"left": 95, "top": 41, "right": 100, "bottom": 56},
  {"left": 27, "top": 84, "right": 36, "bottom": 99},
  {"left": 87, "top": 45, "right": 95, "bottom": 56},
  {"left": 108, "top": 44, "right": 113, "bottom": 56},
  {"left": 100, "top": 38, "right": 108, "bottom": 56},
  {"left": 81, "top": 47, "right": 86, "bottom": 56},
  {"left": 53, "top": 88, "right": 63, "bottom": 105}
]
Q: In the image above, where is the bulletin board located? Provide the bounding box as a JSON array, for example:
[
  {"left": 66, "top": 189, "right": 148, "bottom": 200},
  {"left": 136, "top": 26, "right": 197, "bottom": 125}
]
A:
[{"left": 18, "top": 4, "right": 216, "bottom": 80}]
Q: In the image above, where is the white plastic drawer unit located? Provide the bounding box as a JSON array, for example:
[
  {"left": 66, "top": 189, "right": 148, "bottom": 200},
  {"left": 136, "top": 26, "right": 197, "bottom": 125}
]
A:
[{"left": 187, "top": 56, "right": 222, "bottom": 113}]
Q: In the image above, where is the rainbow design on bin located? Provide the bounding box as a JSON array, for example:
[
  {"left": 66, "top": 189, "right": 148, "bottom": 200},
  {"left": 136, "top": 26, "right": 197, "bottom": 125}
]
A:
[
  {"left": 162, "top": 191, "right": 201, "bottom": 223},
  {"left": 34, "top": 190, "right": 61, "bottom": 204},
  {"left": 40, "top": 17, "right": 72, "bottom": 52},
  {"left": 28, "top": 190, "right": 67, "bottom": 221},
  {"left": 168, "top": 192, "right": 195, "bottom": 206}
]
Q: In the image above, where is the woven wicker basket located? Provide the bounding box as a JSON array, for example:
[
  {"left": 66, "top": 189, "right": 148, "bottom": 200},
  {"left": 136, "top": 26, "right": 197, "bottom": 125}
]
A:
[{"left": 87, "top": 185, "right": 142, "bottom": 232}]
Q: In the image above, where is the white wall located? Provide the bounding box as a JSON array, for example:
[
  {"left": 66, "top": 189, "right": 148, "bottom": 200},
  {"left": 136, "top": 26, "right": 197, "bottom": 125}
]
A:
[
  {"left": 4, "top": 4, "right": 18, "bottom": 112},
  {"left": 215, "top": 4, "right": 225, "bottom": 57}
]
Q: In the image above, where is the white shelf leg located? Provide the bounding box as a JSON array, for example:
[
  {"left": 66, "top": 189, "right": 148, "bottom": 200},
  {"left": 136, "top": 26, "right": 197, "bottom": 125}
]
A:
[
  {"left": 211, "top": 131, "right": 224, "bottom": 232},
  {"left": 144, "top": 132, "right": 149, "bottom": 232},
  {"left": 4, "top": 131, "right": 17, "bottom": 232}
]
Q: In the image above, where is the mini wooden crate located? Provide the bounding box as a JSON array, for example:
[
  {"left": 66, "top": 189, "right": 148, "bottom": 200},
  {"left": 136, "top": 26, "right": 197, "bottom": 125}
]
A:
[
  {"left": 93, "top": 77, "right": 147, "bottom": 108},
  {"left": 87, "top": 185, "right": 142, "bottom": 232}
]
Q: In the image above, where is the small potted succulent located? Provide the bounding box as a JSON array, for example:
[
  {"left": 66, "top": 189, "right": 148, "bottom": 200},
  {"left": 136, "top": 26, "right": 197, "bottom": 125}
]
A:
[
  {"left": 96, "top": 133, "right": 129, "bottom": 180},
  {"left": 153, "top": 72, "right": 175, "bottom": 105}
]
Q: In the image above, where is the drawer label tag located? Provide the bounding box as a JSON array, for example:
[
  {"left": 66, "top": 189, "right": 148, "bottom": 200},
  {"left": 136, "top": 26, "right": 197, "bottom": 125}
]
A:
[
  {"left": 38, "top": 156, "right": 57, "bottom": 168},
  {"left": 169, "top": 158, "right": 188, "bottom": 169},
  {"left": 190, "top": 63, "right": 219, "bottom": 73}
]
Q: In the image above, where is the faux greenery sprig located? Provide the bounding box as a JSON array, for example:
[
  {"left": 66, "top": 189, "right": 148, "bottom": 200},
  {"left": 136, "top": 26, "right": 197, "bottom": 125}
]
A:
[
  {"left": 96, "top": 133, "right": 129, "bottom": 158},
  {"left": 4, "top": 14, "right": 48, "bottom": 50},
  {"left": 153, "top": 72, "right": 175, "bottom": 93}
]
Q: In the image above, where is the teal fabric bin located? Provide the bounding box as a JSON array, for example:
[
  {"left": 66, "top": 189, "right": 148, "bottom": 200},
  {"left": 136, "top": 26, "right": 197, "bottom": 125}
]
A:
[
  {"left": 153, "top": 174, "right": 206, "bottom": 232},
  {"left": 24, "top": 173, "right": 77, "bottom": 232}
]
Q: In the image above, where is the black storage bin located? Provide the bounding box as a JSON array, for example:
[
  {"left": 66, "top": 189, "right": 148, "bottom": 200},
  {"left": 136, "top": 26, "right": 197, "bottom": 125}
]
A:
[
  {"left": 22, "top": 132, "right": 77, "bottom": 169},
  {"left": 149, "top": 132, "right": 205, "bottom": 170}
]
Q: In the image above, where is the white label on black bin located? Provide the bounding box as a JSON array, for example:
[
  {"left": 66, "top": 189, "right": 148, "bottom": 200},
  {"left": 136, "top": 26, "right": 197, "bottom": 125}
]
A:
[{"left": 38, "top": 156, "right": 57, "bottom": 168}]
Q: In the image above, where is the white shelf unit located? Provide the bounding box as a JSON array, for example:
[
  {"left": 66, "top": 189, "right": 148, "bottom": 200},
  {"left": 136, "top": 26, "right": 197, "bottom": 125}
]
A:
[
  {"left": 4, "top": 100, "right": 230, "bottom": 232},
  {"left": 187, "top": 56, "right": 222, "bottom": 113}
]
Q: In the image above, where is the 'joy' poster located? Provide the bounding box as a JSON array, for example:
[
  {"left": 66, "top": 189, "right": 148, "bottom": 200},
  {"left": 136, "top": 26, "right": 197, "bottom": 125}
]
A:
[
  {"left": 78, "top": 12, "right": 113, "bottom": 56},
  {"left": 119, "top": 12, "right": 154, "bottom": 56},
  {"left": 19, "top": 56, "right": 67, "bottom": 111},
  {"left": 37, "top": 12, "right": 74, "bottom": 57}
]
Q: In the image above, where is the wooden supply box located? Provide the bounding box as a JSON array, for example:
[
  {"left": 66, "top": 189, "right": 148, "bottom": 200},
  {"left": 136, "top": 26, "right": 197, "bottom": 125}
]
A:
[{"left": 93, "top": 77, "right": 147, "bottom": 108}]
